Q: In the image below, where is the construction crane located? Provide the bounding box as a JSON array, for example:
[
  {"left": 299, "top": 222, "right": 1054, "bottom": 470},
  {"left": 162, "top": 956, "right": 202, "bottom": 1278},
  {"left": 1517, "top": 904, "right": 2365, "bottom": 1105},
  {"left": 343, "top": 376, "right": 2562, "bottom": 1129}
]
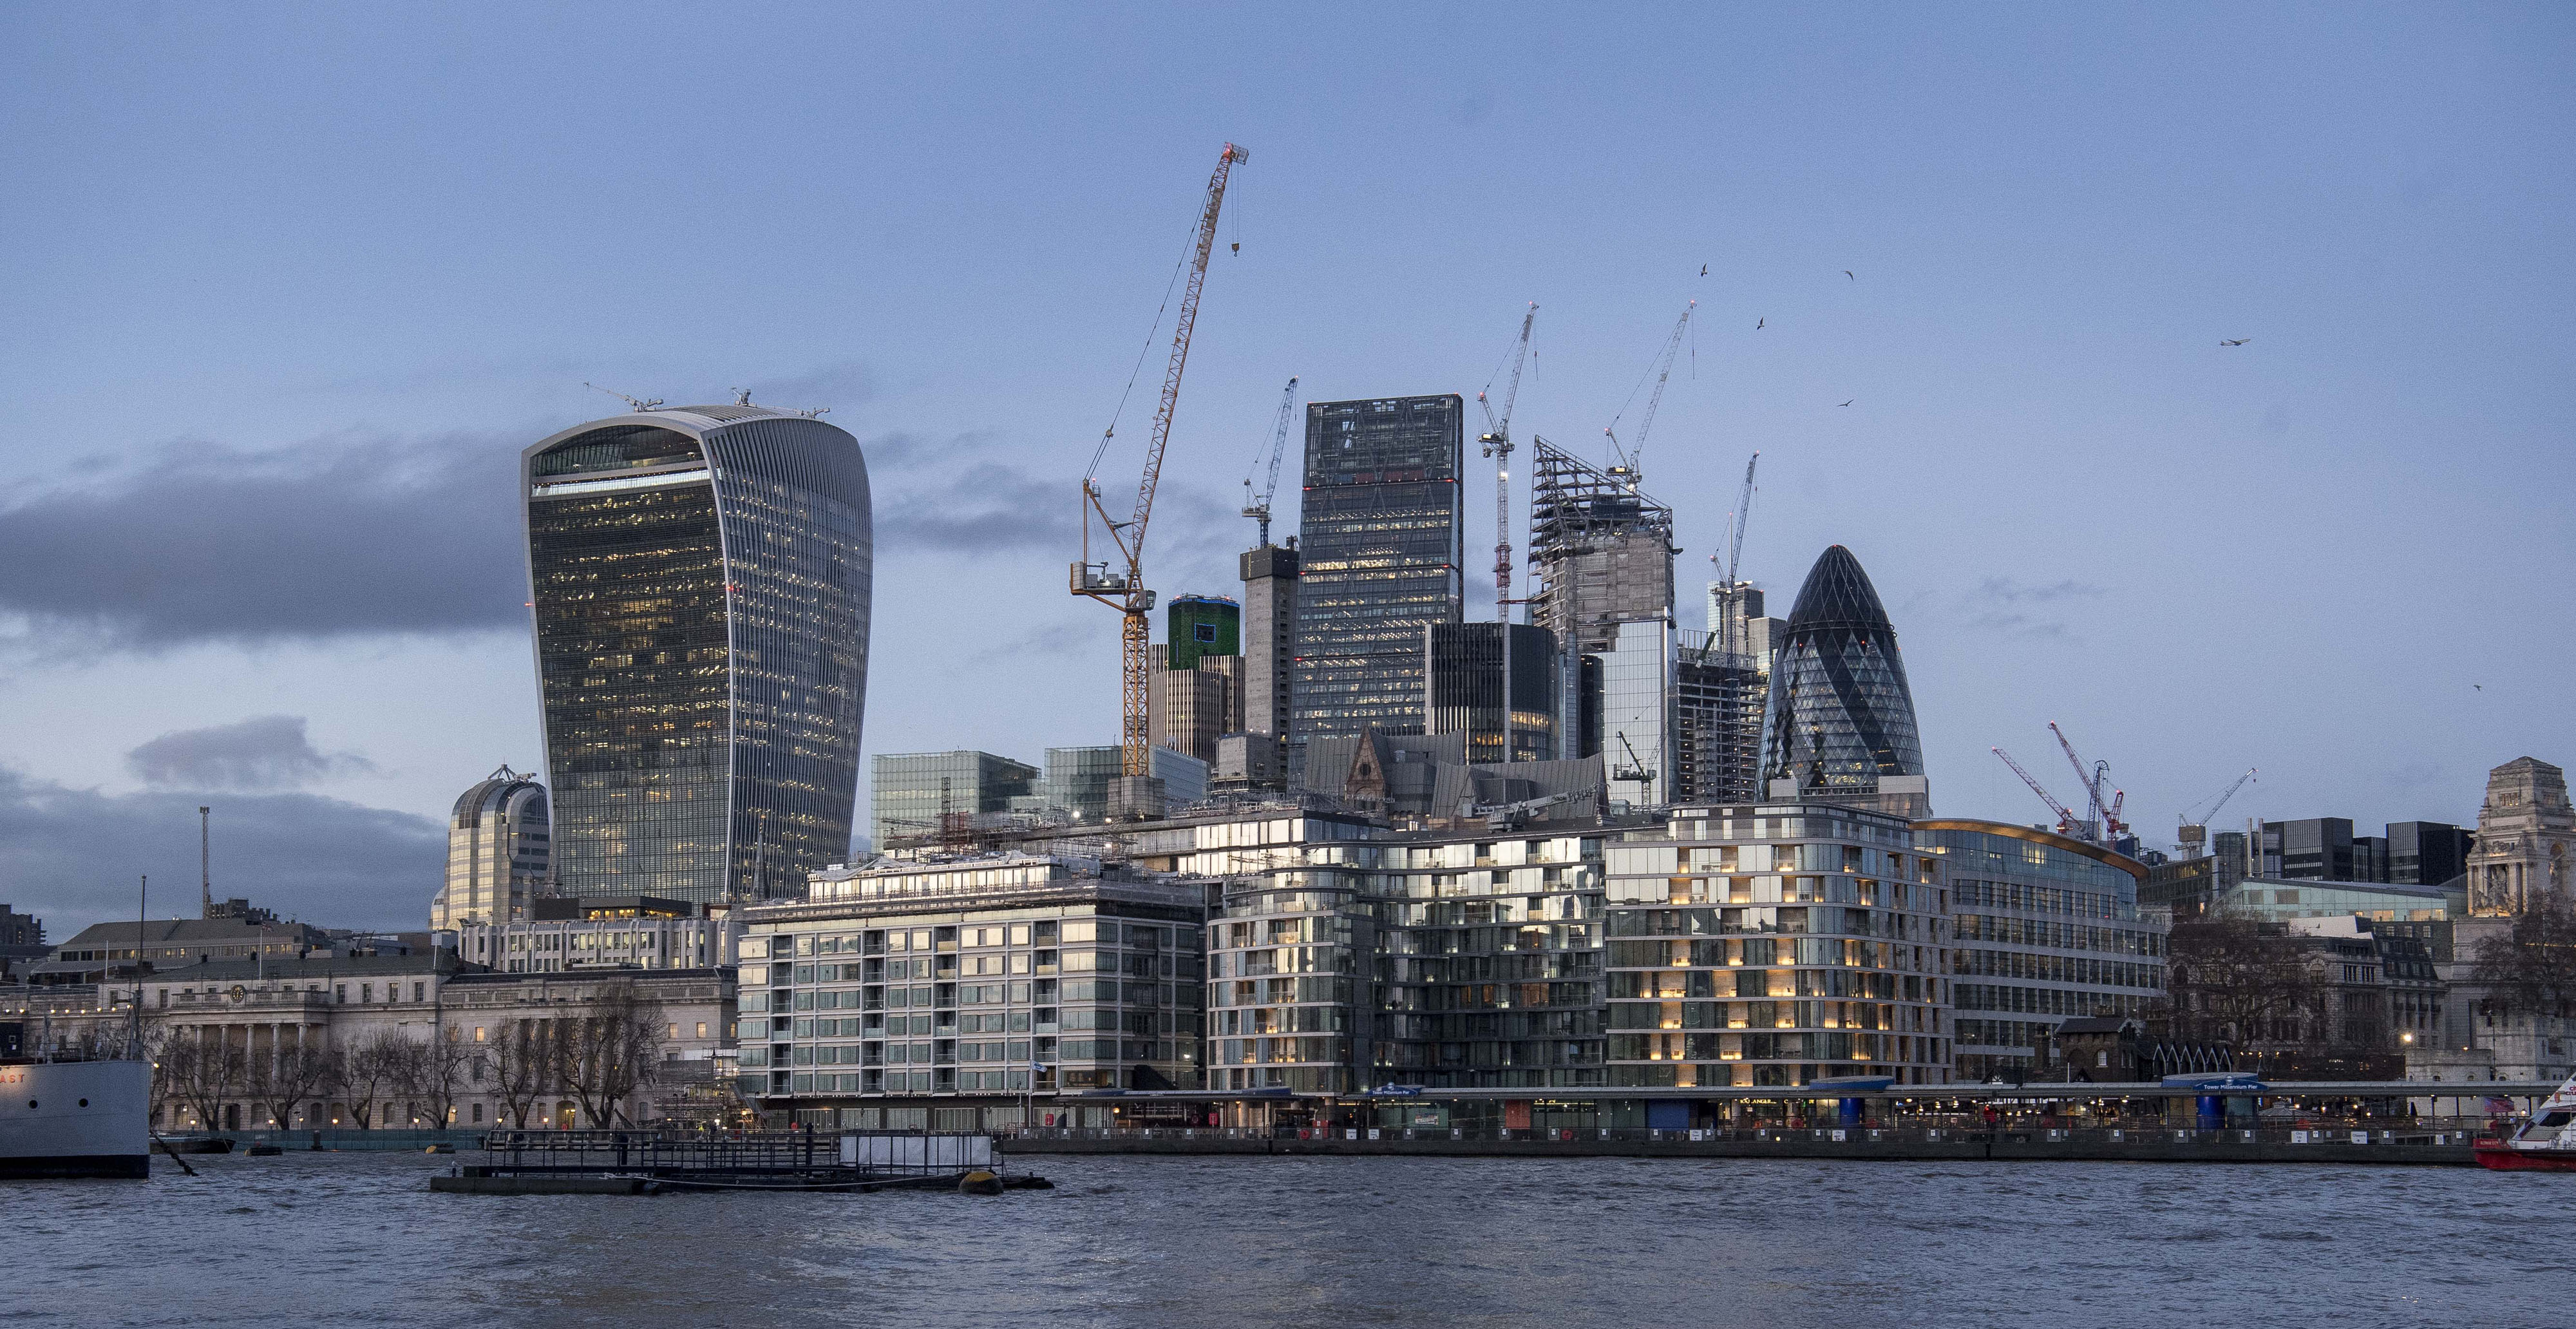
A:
[
  {"left": 1602, "top": 300, "right": 1696, "bottom": 484},
  {"left": 1477, "top": 302, "right": 1537, "bottom": 619},
  {"left": 1993, "top": 746, "right": 2083, "bottom": 839},
  {"left": 1072, "top": 142, "right": 1247, "bottom": 779},
  {"left": 2049, "top": 722, "right": 2126, "bottom": 843},
  {"left": 1612, "top": 731, "right": 1657, "bottom": 799},
  {"left": 1702, "top": 452, "right": 1760, "bottom": 664},
  {"left": 2176, "top": 767, "right": 2259, "bottom": 857},
  {"left": 1240, "top": 375, "right": 1298, "bottom": 548}
]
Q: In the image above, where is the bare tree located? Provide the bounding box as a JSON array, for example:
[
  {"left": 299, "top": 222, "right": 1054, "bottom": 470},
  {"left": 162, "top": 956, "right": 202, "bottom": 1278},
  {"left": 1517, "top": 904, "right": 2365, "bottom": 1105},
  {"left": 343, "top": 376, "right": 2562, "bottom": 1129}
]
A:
[
  {"left": 2471, "top": 886, "right": 2576, "bottom": 1020},
  {"left": 564, "top": 980, "right": 667, "bottom": 1128},
  {"left": 397, "top": 1023, "right": 472, "bottom": 1131},
  {"left": 337, "top": 1028, "right": 410, "bottom": 1129},
  {"left": 162, "top": 1030, "right": 246, "bottom": 1133},
  {"left": 243, "top": 1040, "right": 336, "bottom": 1132},
  {"left": 2161, "top": 914, "right": 2329, "bottom": 1049},
  {"left": 491, "top": 1020, "right": 553, "bottom": 1130}
]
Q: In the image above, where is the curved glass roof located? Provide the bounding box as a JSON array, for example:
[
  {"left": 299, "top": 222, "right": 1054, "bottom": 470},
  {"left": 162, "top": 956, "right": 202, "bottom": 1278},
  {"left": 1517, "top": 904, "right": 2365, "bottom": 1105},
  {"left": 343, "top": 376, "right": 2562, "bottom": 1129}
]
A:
[{"left": 1759, "top": 545, "right": 1924, "bottom": 798}]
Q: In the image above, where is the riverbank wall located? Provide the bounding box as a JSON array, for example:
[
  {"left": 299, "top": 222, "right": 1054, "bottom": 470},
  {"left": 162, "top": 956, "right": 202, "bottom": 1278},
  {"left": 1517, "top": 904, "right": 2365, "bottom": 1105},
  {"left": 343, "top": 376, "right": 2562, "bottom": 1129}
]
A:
[{"left": 1001, "top": 1127, "right": 2480, "bottom": 1166}]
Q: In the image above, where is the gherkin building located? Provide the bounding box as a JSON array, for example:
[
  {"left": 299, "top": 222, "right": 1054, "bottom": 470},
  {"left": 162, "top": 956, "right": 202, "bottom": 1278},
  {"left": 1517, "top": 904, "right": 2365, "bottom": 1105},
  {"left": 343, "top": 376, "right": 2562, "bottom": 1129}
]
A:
[{"left": 1757, "top": 545, "right": 1924, "bottom": 807}]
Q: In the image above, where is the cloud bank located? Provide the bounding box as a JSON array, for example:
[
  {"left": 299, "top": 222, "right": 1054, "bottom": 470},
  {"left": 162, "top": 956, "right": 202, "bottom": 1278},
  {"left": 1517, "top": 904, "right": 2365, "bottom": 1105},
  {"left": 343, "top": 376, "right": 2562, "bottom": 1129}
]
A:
[{"left": 125, "top": 715, "right": 377, "bottom": 790}]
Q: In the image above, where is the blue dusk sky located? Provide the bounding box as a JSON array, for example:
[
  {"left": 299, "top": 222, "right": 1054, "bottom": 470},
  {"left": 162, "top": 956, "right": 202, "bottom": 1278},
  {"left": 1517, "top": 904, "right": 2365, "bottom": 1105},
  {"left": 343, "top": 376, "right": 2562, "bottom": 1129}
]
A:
[{"left": 2, "top": 4, "right": 2570, "bottom": 932}]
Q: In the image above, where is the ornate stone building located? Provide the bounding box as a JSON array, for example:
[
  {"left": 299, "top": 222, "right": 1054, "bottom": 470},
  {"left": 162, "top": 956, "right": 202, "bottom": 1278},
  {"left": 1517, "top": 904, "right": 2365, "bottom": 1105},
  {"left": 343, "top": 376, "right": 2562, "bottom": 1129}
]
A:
[
  {"left": 2409, "top": 756, "right": 2576, "bottom": 1087},
  {"left": 2465, "top": 757, "right": 2576, "bottom": 917}
]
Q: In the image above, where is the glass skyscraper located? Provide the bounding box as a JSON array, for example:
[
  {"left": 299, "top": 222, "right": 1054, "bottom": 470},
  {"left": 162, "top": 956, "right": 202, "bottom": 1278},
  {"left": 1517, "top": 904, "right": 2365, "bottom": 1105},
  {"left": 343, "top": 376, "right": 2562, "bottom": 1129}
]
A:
[
  {"left": 1293, "top": 394, "right": 1464, "bottom": 740},
  {"left": 522, "top": 403, "right": 871, "bottom": 906},
  {"left": 1758, "top": 546, "right": 1927, "bottom": 815}
]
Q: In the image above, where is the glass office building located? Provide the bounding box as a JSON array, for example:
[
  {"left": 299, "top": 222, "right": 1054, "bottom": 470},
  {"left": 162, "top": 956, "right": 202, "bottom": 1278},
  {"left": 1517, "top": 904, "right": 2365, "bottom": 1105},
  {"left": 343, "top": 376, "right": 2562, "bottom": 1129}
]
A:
[
  {"left": 1603, "top": 801, "right": 1954, "bottom": 1088},
  {"left": 1917, "top": 819, "right": 2164, "bottom": 1080},
  {"left": 523, "top": 404, "right": 871, "bottom": 906},
  {"left": 1425, "top": 622, "right": 1560, "bottom": 764},
  {"left": 1293, "top": 395, "right": 1464, "bottom": 739},
  {"left": 1758, "top": 546, "right": 1926, "bottom": 814},
  {"left": 431, "top": 765, "right": 552, "bottom": 929},
  {"left": 869, "top": 751, "right": 1039, "bottom": 850}
]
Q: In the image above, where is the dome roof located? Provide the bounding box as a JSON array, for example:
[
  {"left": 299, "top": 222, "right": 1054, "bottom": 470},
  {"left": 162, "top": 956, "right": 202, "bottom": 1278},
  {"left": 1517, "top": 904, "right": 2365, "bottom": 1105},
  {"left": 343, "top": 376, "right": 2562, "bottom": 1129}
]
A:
[
  {"left": 1785, "top": 544, "right": 1891, "bottom": 631},
  {"left": 452, "top": 765, "right": 545, "bottom": 828}
]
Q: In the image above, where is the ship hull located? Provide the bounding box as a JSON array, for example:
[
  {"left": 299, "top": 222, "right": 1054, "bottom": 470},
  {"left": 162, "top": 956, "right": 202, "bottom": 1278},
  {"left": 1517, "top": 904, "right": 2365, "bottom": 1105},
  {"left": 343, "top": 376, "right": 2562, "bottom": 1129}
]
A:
[
  {"left": 0, "top": 1059, "right": 151, "bottom": 1180},
  {"left": 2473, "top": 1142, "right": 2576, "bottom": 1172}
]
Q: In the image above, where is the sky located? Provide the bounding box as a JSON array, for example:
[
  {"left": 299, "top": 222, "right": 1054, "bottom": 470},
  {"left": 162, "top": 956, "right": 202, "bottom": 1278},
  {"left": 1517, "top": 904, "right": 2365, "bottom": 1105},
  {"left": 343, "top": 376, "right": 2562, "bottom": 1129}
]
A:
[{"left": 3, "top": 4, "right": 2570, "bottom": 935}]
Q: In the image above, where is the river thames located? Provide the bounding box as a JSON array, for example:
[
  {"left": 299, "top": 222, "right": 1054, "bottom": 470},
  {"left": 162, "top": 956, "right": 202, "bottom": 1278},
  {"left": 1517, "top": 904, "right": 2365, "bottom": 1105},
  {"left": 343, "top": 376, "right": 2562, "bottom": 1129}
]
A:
[{"left": 10, "top": 1152, "right": 2565, "bottom": 1328}]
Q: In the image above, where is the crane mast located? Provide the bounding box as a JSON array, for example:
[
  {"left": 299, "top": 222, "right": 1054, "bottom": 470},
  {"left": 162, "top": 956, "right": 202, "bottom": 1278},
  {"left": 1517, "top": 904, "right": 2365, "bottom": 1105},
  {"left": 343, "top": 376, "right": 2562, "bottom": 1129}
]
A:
[
  {"left": 2049, "top": 721, "right": 2125, "bottom": 842},
  {"left": 1710, "top": 451, "right": 1759, "bottom": 663},
  {"left": 1602, "top": 299, "right": 1695, "bottom": 483},
  {"left": 1477, "top": 303, "right": 1537, "bottom": 618},
  {"left": 1072, "top": 142, "right": 1247, "bottom": 779},
  {"left": 1241, "top": 375, "right": 1298, "bottom": 548},
  {"left": 1993, "top": 746, "right": 2080, "bottom": 837}
]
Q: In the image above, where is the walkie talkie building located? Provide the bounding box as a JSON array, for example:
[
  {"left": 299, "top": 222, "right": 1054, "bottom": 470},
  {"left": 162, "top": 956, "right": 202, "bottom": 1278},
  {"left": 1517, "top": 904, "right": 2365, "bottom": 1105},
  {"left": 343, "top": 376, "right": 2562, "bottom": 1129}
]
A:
[{"left": 522, "top": 403, "right": 871, "bottom": 906}]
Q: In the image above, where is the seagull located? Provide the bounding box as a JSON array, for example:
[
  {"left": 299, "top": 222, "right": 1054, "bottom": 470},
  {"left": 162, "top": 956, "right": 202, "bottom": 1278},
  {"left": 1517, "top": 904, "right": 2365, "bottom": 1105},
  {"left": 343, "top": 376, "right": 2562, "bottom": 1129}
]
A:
[
  {"left": 2221, "top": 338, "right": 2249, "bottom": 347},
  {"left": 2475, "top": 684, "right": 2483, "bottom": 691},
  {"left": 1756, "top": 317, "right": 1764, "bottom": 329},
  {"left": 1700, "top": 264, "right": 1709, "bottom": 276},
  {"left": 1843, "top": 270, "right": 1854, "bottom": 280},
  {"left": 1837, "top": 399, "right": 1853, "bottom": 407}
]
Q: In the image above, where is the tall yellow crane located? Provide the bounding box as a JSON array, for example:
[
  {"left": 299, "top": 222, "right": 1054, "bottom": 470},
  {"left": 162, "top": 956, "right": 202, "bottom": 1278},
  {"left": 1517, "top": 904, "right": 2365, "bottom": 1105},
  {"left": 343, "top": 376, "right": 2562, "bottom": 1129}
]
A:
[{"left": 1072, "top": 142, "right": 1248, "bottom": 778}]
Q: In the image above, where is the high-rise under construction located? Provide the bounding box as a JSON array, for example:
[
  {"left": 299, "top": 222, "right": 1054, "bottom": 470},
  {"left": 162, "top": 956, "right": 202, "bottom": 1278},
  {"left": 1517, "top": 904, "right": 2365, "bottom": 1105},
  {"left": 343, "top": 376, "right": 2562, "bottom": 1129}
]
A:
[
  {"left": 1525, "top": 439, "right": 1676, "bottom": 804},
  {"left": 1291, "top": 394, "right": 1464, "bottom": 740}
]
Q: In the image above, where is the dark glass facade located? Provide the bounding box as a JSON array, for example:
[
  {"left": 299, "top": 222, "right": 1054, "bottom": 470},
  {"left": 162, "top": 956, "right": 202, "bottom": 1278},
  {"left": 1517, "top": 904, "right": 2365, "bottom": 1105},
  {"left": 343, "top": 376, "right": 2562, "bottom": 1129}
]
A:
[
  {"left": 1293, "top": 395, "right": 1463, "bottom": 740},
  {"left": 524, "top": 406, "right": 871, "bottom": 906},
  {"left": 1758, "top": 546, "right": 1924, "bottom": 804},
  {"left": 1426, "top": 622, "right": 1558, "bottom": 764}
]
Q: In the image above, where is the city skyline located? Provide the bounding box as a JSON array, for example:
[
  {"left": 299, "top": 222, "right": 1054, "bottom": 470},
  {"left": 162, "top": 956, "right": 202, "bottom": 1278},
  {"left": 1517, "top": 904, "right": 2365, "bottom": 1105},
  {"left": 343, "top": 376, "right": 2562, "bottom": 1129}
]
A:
[{"left": 3, "top": 6, "right": 2572, "bottom": 931}]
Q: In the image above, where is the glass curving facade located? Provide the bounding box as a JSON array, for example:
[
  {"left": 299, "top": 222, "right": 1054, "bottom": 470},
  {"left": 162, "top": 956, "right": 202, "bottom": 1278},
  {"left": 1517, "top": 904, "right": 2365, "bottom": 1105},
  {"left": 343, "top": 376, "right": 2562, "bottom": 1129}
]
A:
[
  {"left": 1293, "top": 395, "right": 1464, "bottom": 740},
  {"left": 1603, "top": 802, "right": 1953, "bottom": 1088},
  {"left": 1916, "top": 820, "right": 2164, "bottom": 1080},
  {"left": 1758, "top": 546, "right": 1924, "bottom": 810},
  {"left": 432, "top": 766, "right": 551, "bottom": 929},
  {"left": 523, "top": 406, "right": 871, "bottom": 906}
]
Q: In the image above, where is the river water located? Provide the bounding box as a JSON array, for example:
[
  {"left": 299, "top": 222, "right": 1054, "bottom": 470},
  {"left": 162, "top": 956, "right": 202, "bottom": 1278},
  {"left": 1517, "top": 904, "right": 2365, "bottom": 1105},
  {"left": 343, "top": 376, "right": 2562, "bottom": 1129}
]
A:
[{"left": 8, "top": 1151, "right": 2564, "bottom": 1328}]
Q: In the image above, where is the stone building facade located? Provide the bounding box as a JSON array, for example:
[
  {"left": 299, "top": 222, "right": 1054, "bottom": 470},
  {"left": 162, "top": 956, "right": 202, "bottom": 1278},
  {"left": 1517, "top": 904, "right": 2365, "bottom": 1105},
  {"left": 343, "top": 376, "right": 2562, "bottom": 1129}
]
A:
[{"left": 2410, "top": 756, "right": 2576, "bottom": 1087}]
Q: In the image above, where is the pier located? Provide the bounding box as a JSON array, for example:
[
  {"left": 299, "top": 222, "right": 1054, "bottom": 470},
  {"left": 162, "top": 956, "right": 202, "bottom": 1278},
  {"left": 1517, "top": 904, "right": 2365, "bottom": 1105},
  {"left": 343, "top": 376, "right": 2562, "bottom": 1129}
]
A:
[{"left": 430, "top": 1129, "right": 1046, "bottom": 1195}]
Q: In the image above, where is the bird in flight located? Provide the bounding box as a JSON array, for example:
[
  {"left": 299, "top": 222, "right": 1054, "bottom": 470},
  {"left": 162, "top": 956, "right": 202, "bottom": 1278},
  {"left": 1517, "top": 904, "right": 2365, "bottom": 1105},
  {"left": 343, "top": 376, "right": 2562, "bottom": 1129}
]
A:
[
  {"left": 1700, "top": 263, "right": 1709, "bottom": 276},
  {"left": 1843, "top": 270, "right": 1854, "bottom": 280},
  {"left": 1756, "top": 317, "right": 1764, "bottom": 329},
  {"left": 2221, "top": 338, "right": 2249, "bottom": 347},
  {"left": 2475, "top": 684, "right": 2484, "bottom": 691},
  {"left": 1837, "top": 399, "right": 1853, "bottom": 407}
]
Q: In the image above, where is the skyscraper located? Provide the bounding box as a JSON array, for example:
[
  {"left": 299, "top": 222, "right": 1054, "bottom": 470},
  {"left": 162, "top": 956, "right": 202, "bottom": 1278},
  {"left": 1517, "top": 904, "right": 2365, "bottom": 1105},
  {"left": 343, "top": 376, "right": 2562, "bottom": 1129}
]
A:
[
  {"left": 1525, "top": 439, "right": 1678, "bottom": 799},
  {"left": 1239, "top": 544, "right": 1299, "bottom": 738},
  {"left": 431, "top": 765, "right": 551, "bottom": 928},
  {"left": 1758, "top": 545, "right": 1928, "bottom": 817},
  {"left": 1293, "top": 394, "right": 1464, "bottom": 740},
  {"left": 1672, "top": 585, "right": 1786, "bottom": 805},
  {"left": 869, "top": 751, "right": 1036, "bottom": 850},
  {"left": 1425, "top": 621, "right": 1558, "bottom": 764},
  {"left": 524, "top": 402, "right": 871, "bottom": 906}
]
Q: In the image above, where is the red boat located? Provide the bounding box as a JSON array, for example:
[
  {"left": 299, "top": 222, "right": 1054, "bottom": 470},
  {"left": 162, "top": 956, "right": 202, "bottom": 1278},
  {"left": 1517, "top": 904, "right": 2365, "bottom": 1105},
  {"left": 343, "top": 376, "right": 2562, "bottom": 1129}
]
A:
[{"left": 2474, "top": 1071, "right": 2576, "bottom": 1172}]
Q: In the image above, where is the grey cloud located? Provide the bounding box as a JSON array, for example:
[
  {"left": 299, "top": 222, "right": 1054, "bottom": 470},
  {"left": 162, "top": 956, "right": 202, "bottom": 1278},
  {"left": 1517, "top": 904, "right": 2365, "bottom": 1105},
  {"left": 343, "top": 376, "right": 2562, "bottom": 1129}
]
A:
[
  {"left": 0, "top": 432, "right": 526, "bottom": 652},
  {"left": 1970, "top": 578, "right": 2106, "bottom": 604},
  {"left": 0, "top": 766, "right": 442, "bottom": 935},
  {"left": 1962, "top": 611, "right": 2079, "bottom": 642},
  {"left": 126, "top": 715, "right": 376, "bottom": 790},
  {"left": 969, "top": 618, "right": 1108, "bottom": 664}
]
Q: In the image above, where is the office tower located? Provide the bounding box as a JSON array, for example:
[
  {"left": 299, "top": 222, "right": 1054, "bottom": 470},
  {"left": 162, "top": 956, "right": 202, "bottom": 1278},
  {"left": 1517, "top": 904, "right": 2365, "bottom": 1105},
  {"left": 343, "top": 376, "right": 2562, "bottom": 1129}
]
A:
[
  {"left": 1166, "top": 595, "right": 1241, "bottom": 670},
  {"left": 2388, "top": 821, "right": 2474, "bottom": 886},
  {"left": 1526, "top": 440, "right": 1678, "bottom": 789},
  {"left": 869, "top": 751, "right": 1039, "bottom": 850},
  {"left": 431, "top": 765, "right": 552, "bottom": 929},
  {"left": 1045, "top": 746, "right": 1124, "bottom": 823},
  {"left": 2264, "top": 817, "right": 2360, "bottom": 881},
  {"left": 1673, "top": 583, "right": 1784, "bottom": 805},
  {"left": 1425, "top": 622, "right": 1558, "bottom": 764},
  {"left": 1150, "top": 656, "right": 1240, "bottom": 765},
  {"left": 524, "top": 402, "right": 871, "bottom": 905},
  {"left": 1240, "top": 544, "right": 1299, "bottom": 737},
  {"left": 1759, "top": 545, "right": 1929, "bottom": 817},
  {"left": 1292, "top": 395, "right": 1464, "bottom": 740},
  {"left": 1920, "top": 819, "right": 2164, "bottom": 1080}
]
